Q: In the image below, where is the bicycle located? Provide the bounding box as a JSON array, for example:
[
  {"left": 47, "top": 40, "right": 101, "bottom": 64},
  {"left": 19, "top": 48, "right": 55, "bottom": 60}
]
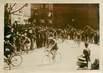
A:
[
  {"left": 4, "top": 53, "right": 23, "bottom": 70},
  {"left": 42, "top": 49, "right": 62, "bottom": 64},
  {"left": 4, "top": 41, "right": 23, "bottom": 70}
]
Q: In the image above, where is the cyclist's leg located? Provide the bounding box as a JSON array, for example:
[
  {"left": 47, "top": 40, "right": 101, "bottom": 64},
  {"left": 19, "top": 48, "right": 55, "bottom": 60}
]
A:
[
  {"left": 25, "top": 44, "right": 29, "bottom": 54},
  {"left": 50, "top": 50, "right": 56, "bottom": 60},
  {"left": 7, "top": 54, "right": 12, "bottom": 70},
  {"left": 52, "top": 50, "right": 56, "bottom": 60}
]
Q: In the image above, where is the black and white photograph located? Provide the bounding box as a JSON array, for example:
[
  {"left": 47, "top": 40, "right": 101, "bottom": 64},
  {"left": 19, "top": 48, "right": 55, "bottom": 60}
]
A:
[{"left": 4, "top": 3, "right": 100, "bottom": 72}]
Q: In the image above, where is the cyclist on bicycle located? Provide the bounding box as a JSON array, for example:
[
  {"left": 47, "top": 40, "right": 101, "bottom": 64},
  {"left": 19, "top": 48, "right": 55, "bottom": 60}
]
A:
[
  {"left": 47, "top": 35, "right": 58, "bottom": 60},
  {"left": 4, "top": 25, "right": 15, "bottom": 59}
]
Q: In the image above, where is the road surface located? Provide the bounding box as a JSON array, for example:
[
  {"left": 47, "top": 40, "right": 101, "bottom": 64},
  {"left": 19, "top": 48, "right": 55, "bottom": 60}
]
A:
[{"left": 4, "top": 39, "right": 100, "bottom": 73}]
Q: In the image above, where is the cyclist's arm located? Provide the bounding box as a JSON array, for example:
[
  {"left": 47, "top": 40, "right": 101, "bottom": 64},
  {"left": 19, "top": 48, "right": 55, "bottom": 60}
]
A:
[{"left": 50, "top": 42, "right": 56, "bottom": 49}]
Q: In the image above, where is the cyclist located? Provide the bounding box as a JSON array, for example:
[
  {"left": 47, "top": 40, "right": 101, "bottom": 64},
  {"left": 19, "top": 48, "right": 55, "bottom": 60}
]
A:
[
  {"left": 4, "top": 24, "right": 15, "bottom": 59},
  {"left": 47, "top": 35, "right": 58, "bottom": 60},
  {"left": 22, "top": 33, "right": 31, "bottom": 53}
]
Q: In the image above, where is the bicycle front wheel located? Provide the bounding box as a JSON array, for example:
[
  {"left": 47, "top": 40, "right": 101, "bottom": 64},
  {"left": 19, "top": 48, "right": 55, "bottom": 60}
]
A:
[
  {"left": 53, "top": 52, "right": 62, "bottom": 64},
  {"left": 11, "top": 54, "right": 23, "bottom": 67},
  {"left": 42, "top": 55, "right": 51, "bottom": 64}
]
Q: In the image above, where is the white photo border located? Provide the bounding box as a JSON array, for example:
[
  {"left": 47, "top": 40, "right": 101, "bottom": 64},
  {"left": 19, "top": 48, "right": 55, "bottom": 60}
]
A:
[{"left": 0, "top": 0, "right": 103, "bottom": 73}]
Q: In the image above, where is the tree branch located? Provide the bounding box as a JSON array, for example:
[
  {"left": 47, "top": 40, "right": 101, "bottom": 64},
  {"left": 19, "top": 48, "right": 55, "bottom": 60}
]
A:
[
  {"left": 10, "top": 3, "right": 27, "bottom": 14},
  {"left": 10, "top": 3, "right": 16, "bottom": 11}
]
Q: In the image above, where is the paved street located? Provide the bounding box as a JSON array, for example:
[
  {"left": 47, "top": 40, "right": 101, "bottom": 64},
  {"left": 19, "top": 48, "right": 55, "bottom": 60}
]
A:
[{"left": 4, "top": 39, "right": 99, "bottom": 73}]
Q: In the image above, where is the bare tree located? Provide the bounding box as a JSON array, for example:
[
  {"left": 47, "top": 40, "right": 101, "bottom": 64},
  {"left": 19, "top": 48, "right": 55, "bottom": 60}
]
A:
[{"left": 4, "top": 3, "right": 28, "bottom": 25}]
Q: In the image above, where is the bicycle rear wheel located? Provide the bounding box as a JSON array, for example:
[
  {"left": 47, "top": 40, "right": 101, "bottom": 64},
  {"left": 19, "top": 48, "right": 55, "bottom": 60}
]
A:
[{"left": 11, "top": 54, "right": 23, "bottom": 67}]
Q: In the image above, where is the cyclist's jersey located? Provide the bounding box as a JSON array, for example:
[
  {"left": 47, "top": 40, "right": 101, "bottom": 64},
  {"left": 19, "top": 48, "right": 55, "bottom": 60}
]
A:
[
  {"left": 51, "top": 43, "right": 58, "bottom": 51},
  {"left": 48, "top": 38, "right": 58, "bottom": 51}
]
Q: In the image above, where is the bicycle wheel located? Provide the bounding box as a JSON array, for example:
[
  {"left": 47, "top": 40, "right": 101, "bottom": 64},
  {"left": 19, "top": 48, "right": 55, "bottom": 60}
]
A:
[
  {"left": 42, "top": 55, "right": 51, "bottom": 64},
  {"left": 53, "top": 52, "right": 62, "bottom": 64},
  {"left": 11, "top": 54, "right": 23, "bottom": 67}
]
